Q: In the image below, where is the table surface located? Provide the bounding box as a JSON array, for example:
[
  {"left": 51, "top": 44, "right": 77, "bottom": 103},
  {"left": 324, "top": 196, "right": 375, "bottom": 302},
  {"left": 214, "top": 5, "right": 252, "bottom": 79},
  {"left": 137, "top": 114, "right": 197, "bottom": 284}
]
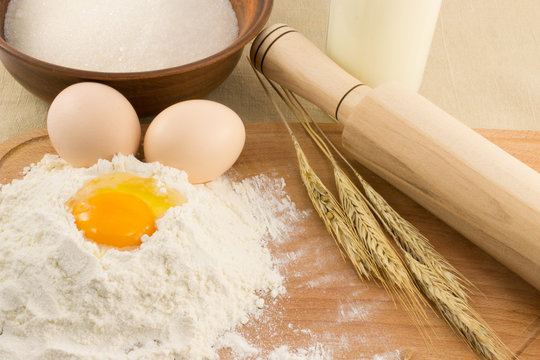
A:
[
  {"left": 1, "top": 0, "right": 539, "bottom": 143},
  {"left": 1, "top": 123, "right": 539, "bottom": 359}
]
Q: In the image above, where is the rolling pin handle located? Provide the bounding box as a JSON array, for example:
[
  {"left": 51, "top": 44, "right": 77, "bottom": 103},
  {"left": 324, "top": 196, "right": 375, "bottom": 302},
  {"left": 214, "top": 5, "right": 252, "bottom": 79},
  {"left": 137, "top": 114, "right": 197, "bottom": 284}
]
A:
[{"left": 250, "top": 24, "right": 371, "bottom": 123}]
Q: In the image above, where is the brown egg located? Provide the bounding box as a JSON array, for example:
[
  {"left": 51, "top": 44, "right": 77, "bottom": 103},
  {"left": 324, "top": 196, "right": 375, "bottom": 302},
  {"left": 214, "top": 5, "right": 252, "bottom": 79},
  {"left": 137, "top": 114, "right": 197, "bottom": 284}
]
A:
[
  {"left": 47, "top": 82, "right": 141, "bottom": 167},
  {"left": 144, "top": 100, "right": 245, "bottom": 184}
]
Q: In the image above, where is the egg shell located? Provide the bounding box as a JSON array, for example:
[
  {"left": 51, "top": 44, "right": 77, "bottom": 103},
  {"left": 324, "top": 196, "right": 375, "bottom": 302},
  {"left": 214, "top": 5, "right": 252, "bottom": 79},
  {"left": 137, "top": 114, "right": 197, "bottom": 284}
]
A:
[
  {"left": 144, "top": 100, "right": 246, "bottom": 184},
  {"left": 47, "top": 82, "right": 141, "bottom": 167}
]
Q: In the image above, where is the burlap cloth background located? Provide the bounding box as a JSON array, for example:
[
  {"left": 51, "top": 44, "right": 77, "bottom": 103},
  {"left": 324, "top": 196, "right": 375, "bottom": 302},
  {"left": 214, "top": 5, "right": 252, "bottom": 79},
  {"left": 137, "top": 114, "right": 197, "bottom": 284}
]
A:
[{"left": 1, "top": 0, "right": 539, "bottom": 143}]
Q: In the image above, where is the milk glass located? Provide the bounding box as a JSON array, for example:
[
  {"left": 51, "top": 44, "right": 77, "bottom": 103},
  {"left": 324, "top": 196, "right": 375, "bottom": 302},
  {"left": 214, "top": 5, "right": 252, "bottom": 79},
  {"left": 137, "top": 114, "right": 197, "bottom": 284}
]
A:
[{"left": 326, "top": 0, "right": 442, "bottom": 91}]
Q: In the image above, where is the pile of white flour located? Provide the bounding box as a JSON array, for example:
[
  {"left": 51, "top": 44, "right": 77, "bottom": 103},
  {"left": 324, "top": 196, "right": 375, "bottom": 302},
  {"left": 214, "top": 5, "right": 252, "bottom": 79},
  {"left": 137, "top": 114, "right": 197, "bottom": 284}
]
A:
[{"left": 0, "top": 154, "right": 302, "bottom": 359}]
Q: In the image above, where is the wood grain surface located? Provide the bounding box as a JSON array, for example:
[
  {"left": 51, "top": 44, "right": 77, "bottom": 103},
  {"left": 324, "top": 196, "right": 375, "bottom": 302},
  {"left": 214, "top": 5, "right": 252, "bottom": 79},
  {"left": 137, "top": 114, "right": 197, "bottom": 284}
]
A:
[{"left": 0, "top": 123, "right": 539, "bottom": 359}]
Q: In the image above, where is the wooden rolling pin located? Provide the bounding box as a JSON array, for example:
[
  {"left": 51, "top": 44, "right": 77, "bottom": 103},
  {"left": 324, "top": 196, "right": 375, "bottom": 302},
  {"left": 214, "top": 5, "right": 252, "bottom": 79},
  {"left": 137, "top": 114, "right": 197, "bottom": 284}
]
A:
[{"left": 250, "top": 24, "right": 540, "bottom": 290}]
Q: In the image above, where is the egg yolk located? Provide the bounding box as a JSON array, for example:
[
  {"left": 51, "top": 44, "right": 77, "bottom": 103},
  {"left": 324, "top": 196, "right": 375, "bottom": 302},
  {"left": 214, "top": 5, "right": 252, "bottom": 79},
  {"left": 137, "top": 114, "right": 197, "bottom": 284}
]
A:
[
  {"left": 71, "top": 192, "right": 155, "bottom": 248},
  {"left": 68, "top": 172, "right": 186, "bottom": 249}
]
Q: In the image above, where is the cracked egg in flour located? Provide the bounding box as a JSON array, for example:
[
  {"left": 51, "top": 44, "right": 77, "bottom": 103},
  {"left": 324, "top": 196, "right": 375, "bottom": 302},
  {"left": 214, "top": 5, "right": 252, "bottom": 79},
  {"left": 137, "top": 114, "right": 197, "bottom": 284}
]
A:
[{"left": 67, "top": 172, "right": 187, "bottom": 249}]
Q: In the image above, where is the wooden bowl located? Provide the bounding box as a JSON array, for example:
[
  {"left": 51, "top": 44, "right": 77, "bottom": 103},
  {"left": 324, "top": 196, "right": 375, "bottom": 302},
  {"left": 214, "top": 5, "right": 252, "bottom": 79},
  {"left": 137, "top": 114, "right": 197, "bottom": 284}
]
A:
[{"left": 0, "top": 0, "right": 272, "bottom": 116}]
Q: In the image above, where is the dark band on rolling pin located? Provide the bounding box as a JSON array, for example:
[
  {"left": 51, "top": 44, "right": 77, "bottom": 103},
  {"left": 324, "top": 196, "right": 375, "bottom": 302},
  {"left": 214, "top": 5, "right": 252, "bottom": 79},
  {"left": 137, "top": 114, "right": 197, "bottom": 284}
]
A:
[
  {"left": 260, "top": 29, "right": 298, "bottom": 74},
  {"left": 252, "top": 24, "right": 289, "bottom": 69},
  {"left": 335, "top": 83, "right": 365, "bottom": 121}
]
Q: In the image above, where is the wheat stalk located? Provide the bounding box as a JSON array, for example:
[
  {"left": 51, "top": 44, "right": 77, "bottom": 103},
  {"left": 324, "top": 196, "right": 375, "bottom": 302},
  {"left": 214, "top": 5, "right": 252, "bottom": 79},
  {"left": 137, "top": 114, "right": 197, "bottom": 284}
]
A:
[
  {"left": 283, "top": 88, "right": 473, "bottom": 301},
  {"left": 405, "top": 252, "right": 509, "bottom": 360},
  {"left": 250, "top": 62, "right": 377, "bottom": 281},
  {"left": 259, "top": 72, "right": 432, "bottom": 338},
  {"left": 280, "top": 89, "right": 511, "bottom": 360},
  {"left": 279, "top": 88, "right": 430, "bottom": 327},
  {"left": 295, "top": 142, "right": 377, "bottom": 280},
  {"left": 360, "top": 180, "right": 472, "bottom": 301},
  {"left": 346, "top": 171, "right": 509, "bottom": 359},
  {"left": 250, "top": 60, "right": 511, "bottom": 359}
]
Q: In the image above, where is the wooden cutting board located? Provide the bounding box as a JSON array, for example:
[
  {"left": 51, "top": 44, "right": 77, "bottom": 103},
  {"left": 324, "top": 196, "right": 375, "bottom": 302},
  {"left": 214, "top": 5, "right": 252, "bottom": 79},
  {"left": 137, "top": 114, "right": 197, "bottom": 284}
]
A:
[{"left": 1, "top": 123, "right": 539, "bottom": 359}]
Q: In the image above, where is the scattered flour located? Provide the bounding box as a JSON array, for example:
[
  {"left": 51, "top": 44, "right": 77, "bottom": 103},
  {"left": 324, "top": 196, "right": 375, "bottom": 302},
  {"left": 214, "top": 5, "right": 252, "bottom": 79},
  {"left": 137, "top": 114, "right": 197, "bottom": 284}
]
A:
[
  {"left": 306, "top": 273, "right": 346, "bottom": 289},
  {"left": 0, "top": 154, "right": 301, "bottom": 359},
  {"left": 337, "top": 302, "right": 371, "bottom": 322},
  {"left": 4, "top": 0, "right": 239, "bottom": 72},
  {"left": 217, "top": 332, "right": 260, "bottom": 359},
  {"left": 265, "top": 344, "right": 330, "bottom": 360},
  {"left": 372, "top": 350, "right": 406, "bottom": 360},
  {"left": 208, "top": 174, "right": 307, "bottom": 245}
]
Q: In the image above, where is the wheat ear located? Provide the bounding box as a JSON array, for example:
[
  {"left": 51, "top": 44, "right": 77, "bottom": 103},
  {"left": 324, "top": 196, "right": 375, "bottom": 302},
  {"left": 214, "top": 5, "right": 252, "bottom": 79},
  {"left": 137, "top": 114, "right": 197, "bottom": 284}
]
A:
[
  {"left": 405, "top": 252, "right": 510, "bottom": 360},
  {"left": 287, "top": 89, "right": 472, "bottom": 301},
  {"left": 280, "top": 88, "right": 430, "bottom": 332},
  {"left": 361, "top": 180, "right": 472, "bottom": 299},
  {"left": 250, "top": 62, "right": 377, "bottom": 281},
  {"left": 284, "top": 90, "right": 511, "bottom": 360}
]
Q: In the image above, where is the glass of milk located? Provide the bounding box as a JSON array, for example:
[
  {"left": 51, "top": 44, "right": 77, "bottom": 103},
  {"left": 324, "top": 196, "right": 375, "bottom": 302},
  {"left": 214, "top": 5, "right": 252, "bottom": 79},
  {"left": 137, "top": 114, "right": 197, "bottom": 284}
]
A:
[{"left": 326, "top": 0, "right": 442, "bottom": 92}]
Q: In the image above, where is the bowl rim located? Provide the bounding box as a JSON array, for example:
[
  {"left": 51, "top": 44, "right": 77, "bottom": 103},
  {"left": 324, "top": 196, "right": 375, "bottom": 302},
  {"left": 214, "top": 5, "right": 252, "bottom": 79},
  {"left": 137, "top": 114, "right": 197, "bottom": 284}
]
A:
[{"left": 0, "top": 0, "right": 273, "bottom": 80}]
